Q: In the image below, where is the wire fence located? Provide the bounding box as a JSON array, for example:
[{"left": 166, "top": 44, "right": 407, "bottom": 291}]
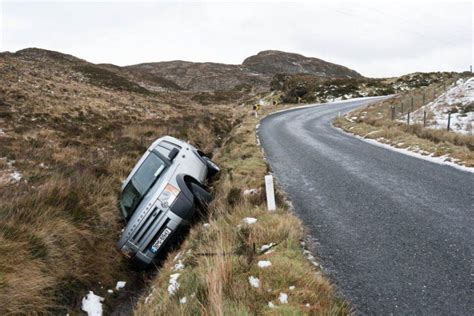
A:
[{"left": 387, "top": 78, "right": 473, "bottom": 134}]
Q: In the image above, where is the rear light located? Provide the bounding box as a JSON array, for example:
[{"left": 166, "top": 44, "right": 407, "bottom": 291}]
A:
[{"left": 158, "top": 184, "right": 180, "bottom": 208}]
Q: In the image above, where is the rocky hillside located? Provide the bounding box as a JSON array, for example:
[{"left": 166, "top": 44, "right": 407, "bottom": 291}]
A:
[
  {"left": 125, "top": 61, "right": 270, "bottom": 91},
  {"left": 125, "top": 50, "right": 362, "bottom": 91},
  {"left": 243, "top": 50, "right": 362, "bottom": 78},
  {"left": 5, "top": 48, "right": 363, "bottom": 93},
  {"left": 0, "top": 47, "right": 238, "bottom": 314},
  {"left": 270, "top": 72, "right": 458, "bottom": 104}
]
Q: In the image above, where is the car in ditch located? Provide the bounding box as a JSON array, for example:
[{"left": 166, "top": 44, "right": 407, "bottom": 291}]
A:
[{"left": 117, "top": 135, "right": 219, "bottom": 266}]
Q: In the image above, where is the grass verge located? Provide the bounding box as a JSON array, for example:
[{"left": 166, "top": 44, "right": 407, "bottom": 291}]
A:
[
  {"left": 134, "top": 106, "right": 349, "bottom": 315},
  {"left": 333, "top": 78, "right": 474, "bottom": 167}
]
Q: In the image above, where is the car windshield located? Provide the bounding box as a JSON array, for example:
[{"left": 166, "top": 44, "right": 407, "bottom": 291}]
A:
[{"left": 120, "top": 153, "right": 166, "bottom": 219}]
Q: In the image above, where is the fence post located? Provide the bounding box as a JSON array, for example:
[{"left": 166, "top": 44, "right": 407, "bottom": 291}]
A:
[
  {"left": 265, "top": 175, "right": 276, "bottom": 211},
  {"left": 447, "top": 112, "right": 451, "bottom": 131},
  {"left": 391, "top": 106, "right": 395, "bottom": 120},
  {"left": 422, "top": 93, "right": 425, "bottom": 106},
  {"left": 423, "top": 111, "right": 427, "bottom": 127},
  {"left": 407, "top": 112, "right": 410, "bottom": 125},
  {"left": 401, "top": 102, "right": 404, "bottom": 114}
]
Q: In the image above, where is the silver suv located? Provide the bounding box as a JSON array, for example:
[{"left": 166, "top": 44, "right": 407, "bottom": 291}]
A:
[{"left": 117, "top": 136, "right": 219, "bottom": 266}]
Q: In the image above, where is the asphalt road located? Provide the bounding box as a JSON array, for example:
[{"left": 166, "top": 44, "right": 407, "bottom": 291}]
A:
[{"left": 258, "top": 98, "right": 474, "bottom": 315}]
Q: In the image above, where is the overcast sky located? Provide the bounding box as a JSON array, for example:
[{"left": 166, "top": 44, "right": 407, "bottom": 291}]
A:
[{"left": 0, "top": 0, "right": 472, "bottom": 77}]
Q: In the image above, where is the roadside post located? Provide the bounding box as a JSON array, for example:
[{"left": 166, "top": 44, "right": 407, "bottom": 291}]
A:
[
  {"left": 253, "top": 104, "right": 260, "bottom": 118},
  {"left": 411, "top": 97, "right": 414, "bottom": 110},
  {"left": 401, "top": 102, "right": 404, "bottom": 114},
  {"left": 407, "top": 112, "right": 410, "bottom": 125},
  {"left": 423, "top": 111, "right": 427, "bottom": 127},
  {"left": 391, "top": 106, "right": 395, "bottom": 120},
  {"left": 447, "top": 112, "right": 451, "bottom": 131},
  {"left": 265, "top": 175, "right": 276, "bottom": 211}
]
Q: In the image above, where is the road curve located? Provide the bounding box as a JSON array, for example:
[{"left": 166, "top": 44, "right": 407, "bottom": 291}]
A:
[{"left": 258, "top": 98, "right": 473, "bottom": 315}]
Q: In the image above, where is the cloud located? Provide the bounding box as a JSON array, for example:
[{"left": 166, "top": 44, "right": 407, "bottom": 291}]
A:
[{"left": 1, "top": 1, "right": 471, "bottom": 77}]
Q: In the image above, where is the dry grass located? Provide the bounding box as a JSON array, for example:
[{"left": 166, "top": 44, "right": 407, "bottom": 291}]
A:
[
  {"left": 134, "top": 107, "right": 348, "bottom": 315},
  {"left": 334, "top": 77, "right": 474, "bottom": 167},
  {"left": 0, "top": 53, "right": 235, "bottom": 314}
]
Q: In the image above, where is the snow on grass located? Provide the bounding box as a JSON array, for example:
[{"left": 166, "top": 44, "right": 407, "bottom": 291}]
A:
[
  {"left": 81, "top": 291, "right": 104, "bottom": 316},
  {"left": 268, "top": 301, "right": 275, "bottom": 308},
  {"left": 257, "top": 260, "right": 272, "bottom": 268},
  {"left": 107, "top": 289, "right": 113, "bottom": 294},
  {"left": 179, "top": 296, "right": 187, "bottom": 304},
  {"left": 411, "top": 77, "right": 474, "bottom": 135},
  {"left": 289, "top": 285, "right": 295, "bottom": 290},
  {"left": 168, "top": 273, "right": 180, "bottom": 296},
  {"left": 243, "top": 188, "right": 258, "bottom": 195},
  {"left": 260, "top": 242, "right": 275, "bottom": 252},
  {"left": 242, "top": 217, "right": 257, "bottom": 225},
  {"left": 173, "top": 260, "right": 185, "bottom": 271},
  {"left": 115, "top": 281, "right": 126, "bottom": 291},
  {"left": 10, "top": 171, "right": 22, "bottom": 182},
  {"left": 203, "top": 223, "right": 210, "bottom": 228},
  {"left": 248, "top": 276, "right": 260, "bottom": 288},
  {"left": 279, "top": 292, "right": 288, "bottom": 304}
]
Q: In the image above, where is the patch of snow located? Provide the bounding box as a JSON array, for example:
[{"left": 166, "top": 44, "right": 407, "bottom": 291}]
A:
[
  {"left": 0, "top": 128, "right": 5, "bottom": 136},
  {"left": 10, "top": 171, "right": 22, "bottom": 182},
  {"left": 257, "top": 260, "right": 272, "bottom": 268},
  {"left": 81, "top": 291, "right": 104, "bottom": 316},
  {"left": 203, "top": 223, "right": 210, "bottom": 228},
  {"left": 410, "top": 77, "right": 474, "bottom": 135},
  {"left": 243, "top": 188, "right": 258, "bottom": 195},
  {"left": 242, "top": 217, "right": 257, "bottom": 225},
  {"left": 268, "top": 301, "right": 275, "bottom": 308},
  {"left": 179, "top": 296, "right": 187, "bottom": 304},
  {"left": 289, "top": 285, "right": 295, "bottom": 290},
  {"left": 279, "top": 292, "right": 288, "bottom": 304},
  {"left": 168, "top": 273, "right": 180, "bottom": 296},
  {"left": 249, "top": 276, "right": 260, "bottom": 288},
  {"left": 306, "top": 303, "right": 311, "bottom": 307},
  {"left": 115, "top": 281, "right": 126, "bottom": 291},
  {"left": 260, "top": 243, "right": 275, "bottom": 252},
  {"left": 107, "top": 289, "right": 113, "bottom": 294},
  {"left": 173, "top": 260, "right": 185, "bottom": 271}
]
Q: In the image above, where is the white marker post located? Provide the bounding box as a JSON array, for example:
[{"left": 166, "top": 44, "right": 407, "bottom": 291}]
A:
[{"left": 265, "top": 175, "right": 276, "bottom": 211}]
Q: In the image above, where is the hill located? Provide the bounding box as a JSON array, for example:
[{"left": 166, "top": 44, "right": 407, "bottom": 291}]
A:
[
  {"left": 125, "top": 50, "right": 363, "bottom": 91},
  {"left": 243, "top": 50, "right": 362, "bottom": 78}
]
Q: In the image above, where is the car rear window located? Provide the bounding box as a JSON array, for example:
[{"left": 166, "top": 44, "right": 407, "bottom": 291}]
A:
[{"left": 155, "top": 140, "right": 182, "bottom": 158}]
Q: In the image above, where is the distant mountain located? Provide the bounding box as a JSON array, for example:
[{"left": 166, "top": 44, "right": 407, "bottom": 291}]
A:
[
  {"left": 125, "top": 61, "right": 269, "bottom": 91},
  {"left": 126, "top": 50, "right": 363, "bottom": 91},
  {"left": 243, "top": 50, "right": 362, "bottom": 78},
  {"left": 3, "top": 47, "right": 363, "bottom": 92}
]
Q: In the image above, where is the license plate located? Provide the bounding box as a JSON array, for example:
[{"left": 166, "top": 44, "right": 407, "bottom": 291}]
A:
[{"left": 150, "top": 228, "right": 172, "bottom": 253}]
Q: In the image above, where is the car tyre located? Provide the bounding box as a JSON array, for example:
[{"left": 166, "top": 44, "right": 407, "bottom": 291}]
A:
[
  {"left": 187, "top": 181, "right": 212, "bottom": 211},
  {"left": 203, "top": 157, "right": 220, "bottom": 178}
]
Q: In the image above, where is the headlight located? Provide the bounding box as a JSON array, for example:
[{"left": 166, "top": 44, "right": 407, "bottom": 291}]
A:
[{"left": 158, "top": 183, "right": 180, "bottom": 208}]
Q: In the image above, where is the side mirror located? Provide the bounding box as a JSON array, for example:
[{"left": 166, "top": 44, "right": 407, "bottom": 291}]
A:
[{"left": 168, "top": 148, "right": 179, "bottom": 161}]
